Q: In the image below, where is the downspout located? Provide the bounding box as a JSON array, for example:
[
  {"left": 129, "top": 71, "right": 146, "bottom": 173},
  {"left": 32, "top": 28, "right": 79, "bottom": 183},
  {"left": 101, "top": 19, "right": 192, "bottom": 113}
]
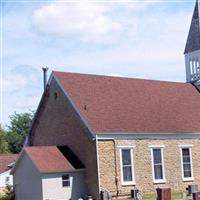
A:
[
  {"left": 112, "top": 139, "right": 131, "bottom": 197},
  {"left": 112, "top": 139, "right": 119, "bottom": 196},
  {"left": 95, "top": 135, "right": 101, "bottom": 198}
]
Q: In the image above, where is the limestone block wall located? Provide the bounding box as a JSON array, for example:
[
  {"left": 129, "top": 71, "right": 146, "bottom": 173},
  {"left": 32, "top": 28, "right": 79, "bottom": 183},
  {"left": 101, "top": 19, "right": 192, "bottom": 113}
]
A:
[{"left": 98, "top": 139, "right": 200, "bottom": 197}]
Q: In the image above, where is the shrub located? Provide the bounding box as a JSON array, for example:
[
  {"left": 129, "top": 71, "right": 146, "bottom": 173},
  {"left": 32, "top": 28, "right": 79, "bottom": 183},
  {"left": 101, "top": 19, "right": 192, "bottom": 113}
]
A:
[{"left": 0, "top": 185, "right": 14, "bottom": 200}]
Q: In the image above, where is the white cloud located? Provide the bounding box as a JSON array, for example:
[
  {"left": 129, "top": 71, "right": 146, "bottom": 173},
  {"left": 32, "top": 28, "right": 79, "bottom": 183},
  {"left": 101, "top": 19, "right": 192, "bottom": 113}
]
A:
[
  {"left": 1, "top": 74, "right": 28, "bottom": 92},
  {"left": 31, "top": 1, "right": 157, "bottom": 43},
  {"left": 13, "top": 95, "right": 41, "bottom": 109},
  {"left": 1, "top": 65, "right": 40, "bottom": 93},
  {"left": 32, "top": 2, "right": 121, "bottom": 42},
  {"left": 38, "top": 10, "right": 189, "bottom": 82}
]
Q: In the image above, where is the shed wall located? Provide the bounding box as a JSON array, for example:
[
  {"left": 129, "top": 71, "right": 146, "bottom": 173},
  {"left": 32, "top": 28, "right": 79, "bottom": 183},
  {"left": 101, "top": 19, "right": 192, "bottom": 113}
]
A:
[
  {"left": 13, "top": 154, "right": 43, "bottom": 200},
  {"left": 0, "top": 170, "right": 13, "bottom": 188},
  {"left": 42, "top": 171, "right": 86, "bottom": 200}
]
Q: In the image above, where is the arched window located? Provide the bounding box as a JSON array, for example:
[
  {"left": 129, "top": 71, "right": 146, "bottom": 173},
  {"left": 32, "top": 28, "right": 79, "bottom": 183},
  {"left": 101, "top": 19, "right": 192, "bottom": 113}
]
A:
[
  {"left": 190, "top": 60, "right": 193, "bottom": 75},
  {"left": 188, "top": 57, "right": 200, "bottom": 81},
  {"left": 196, "top": 58, "right": 200, "bottom": 76},
  {"left": 193, "top": 59, "right": 196, "bottom": 74}
]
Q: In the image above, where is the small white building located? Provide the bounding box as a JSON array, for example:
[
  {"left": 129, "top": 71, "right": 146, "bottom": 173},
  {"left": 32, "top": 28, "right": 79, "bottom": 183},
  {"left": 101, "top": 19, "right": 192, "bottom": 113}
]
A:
[
  {"left": 0, "top": 154, "right": 18, "bottom": 193},
  {"left": 11, "top": 146, "right": 87, "bottom": 200}
]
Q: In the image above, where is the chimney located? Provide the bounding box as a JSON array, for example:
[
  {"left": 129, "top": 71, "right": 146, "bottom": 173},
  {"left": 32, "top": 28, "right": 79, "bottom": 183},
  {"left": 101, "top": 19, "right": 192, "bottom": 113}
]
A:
[{"left": 42, "top": 66, "right": 48, "bottom": 91}]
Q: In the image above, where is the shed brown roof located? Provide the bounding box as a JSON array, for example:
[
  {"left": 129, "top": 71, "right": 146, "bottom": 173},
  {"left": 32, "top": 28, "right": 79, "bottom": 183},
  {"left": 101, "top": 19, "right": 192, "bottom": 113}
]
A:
[
  {"left": 54, "top": 71, "right": 200, "bottom": 134},
  {"left": 0, "top": 154, "right": 18, "bottom": 174},
  {"left": 25, "top": 146, "right": 84, "bottom": 173}
]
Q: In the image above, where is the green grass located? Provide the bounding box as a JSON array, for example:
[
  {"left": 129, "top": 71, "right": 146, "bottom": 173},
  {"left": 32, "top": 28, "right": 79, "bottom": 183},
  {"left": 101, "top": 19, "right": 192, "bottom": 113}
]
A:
[
  {"left": 127, "top": 192, "right": 191, "bottom": 200},
  {"left": 127, "top": 192, "right": 190, "bottom": 200}
]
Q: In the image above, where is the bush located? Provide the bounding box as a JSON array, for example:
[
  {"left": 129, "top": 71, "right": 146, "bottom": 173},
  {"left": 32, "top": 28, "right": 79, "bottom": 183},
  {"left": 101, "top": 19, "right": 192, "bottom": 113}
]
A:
[
  {"left": 0, "top": 194, "right": 14, "bottom": 200},
  {"left": 0, "top": 185, "right": 14, "bottom": 200}
]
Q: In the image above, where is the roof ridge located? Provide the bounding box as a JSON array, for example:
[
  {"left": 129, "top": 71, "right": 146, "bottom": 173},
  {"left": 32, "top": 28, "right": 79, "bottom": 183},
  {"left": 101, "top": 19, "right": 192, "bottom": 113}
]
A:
[{"left": 53, "top": 70, "right": 186, "bottom": 85}]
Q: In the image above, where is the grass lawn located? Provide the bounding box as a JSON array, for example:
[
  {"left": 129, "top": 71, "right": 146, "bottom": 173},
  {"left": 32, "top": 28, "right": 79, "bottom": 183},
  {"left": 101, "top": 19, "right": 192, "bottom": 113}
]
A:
[{"left": 142, "top": 192, "right": 190, "bottom": 200}]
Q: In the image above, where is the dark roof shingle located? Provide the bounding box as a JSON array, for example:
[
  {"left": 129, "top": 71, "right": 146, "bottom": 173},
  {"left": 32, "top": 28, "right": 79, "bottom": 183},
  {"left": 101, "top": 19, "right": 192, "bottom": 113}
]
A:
[
  {"left": 0, "top": 154, "right": 18, "bottom": 173},
  {"left": 25, "top": 146, "right": 84, "bottom": 173},
  {"left": 54, "top": 71, "right": 200, "bottom": 134}
]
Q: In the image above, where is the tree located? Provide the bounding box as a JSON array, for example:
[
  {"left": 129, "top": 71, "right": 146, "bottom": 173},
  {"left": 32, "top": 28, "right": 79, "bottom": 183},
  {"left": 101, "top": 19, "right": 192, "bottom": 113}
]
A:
[
  {"left": 6, "top": 111, "right": 34, "bottom": 153},
  {"left": 0, "top": 125, "right": 9, "bottom": 153}
]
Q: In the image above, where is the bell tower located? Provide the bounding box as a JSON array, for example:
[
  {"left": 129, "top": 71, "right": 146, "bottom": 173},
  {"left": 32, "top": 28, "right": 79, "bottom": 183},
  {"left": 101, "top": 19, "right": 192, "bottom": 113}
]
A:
[{"left": 184, "top": 0, "right": 200, "bottom": 82}]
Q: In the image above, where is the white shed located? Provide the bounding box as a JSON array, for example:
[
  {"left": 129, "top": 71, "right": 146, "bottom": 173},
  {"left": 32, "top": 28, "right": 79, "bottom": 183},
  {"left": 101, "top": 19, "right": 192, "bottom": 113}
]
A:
[
  {"left": 11, "top": 146, "right": 87, "bottom": 200},
  {"left": 0, "top": 154, "right": 18, "bottom": 193}
]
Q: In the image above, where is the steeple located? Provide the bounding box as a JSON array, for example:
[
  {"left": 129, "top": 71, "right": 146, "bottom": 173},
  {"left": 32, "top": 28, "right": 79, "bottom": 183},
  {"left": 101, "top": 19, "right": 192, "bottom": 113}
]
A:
[
  {"left": 185, "top": 0, "right": 200, "bottom": 54},
  {"left": 184, "top": 0, "right": 200, "bottom": 82}
]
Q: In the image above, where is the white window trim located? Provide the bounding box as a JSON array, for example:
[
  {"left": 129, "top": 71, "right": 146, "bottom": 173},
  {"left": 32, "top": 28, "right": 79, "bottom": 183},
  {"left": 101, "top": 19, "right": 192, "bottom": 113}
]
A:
[
  {"left": 149, "top": 144, "right": 165, "bottom": 148},
  {"left": 179, "top": 145, "right": 194, "bottom": 182},
  {"left": 117, "top": 145, "right": 135, "bottom": 148},
  {"left": 119, "top": 146, "right": 135, "bottom": 186},
  {"left": 150, "top": 145, "right": 166, "bottom": 184},
  {"left": 178, "top": 144, "right": 193, "bottom": 148}
]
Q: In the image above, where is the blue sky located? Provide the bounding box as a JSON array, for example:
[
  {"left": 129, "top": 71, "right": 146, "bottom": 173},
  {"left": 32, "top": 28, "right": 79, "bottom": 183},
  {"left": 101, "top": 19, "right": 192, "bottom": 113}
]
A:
[{"left": 0, "top": 0, "right": 196, "bottom": 125}]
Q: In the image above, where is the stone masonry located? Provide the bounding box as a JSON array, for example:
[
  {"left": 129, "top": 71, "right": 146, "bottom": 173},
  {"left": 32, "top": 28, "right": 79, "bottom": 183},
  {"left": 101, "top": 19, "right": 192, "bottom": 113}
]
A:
[{"left": 98, "top": 139, "right": 200, "bottom": 197}]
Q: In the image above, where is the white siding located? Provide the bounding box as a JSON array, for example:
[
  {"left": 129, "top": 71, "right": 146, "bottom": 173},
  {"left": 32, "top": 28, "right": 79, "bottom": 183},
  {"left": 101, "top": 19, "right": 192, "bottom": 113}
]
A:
[
  {"left": 0, "top": 170, "right": 13, "bottom": 188},
  {"left": 42, "top": 171, "right": 87, "bottom": 200},
  {"left": 13, "top": 153, "right": 43, "bottom": 200}
]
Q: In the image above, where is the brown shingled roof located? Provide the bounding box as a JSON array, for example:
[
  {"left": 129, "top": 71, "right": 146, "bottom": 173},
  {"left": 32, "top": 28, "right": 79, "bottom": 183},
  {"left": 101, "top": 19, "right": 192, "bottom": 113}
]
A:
[
  {"left": 25, "top": 146, "right": 84, "bottom": 173},
  {"left": 54, "top": 71, "right": 200, "bottom": 134},
  {"left": 0, "top": 154, "right": 18, "bottom": 174}
]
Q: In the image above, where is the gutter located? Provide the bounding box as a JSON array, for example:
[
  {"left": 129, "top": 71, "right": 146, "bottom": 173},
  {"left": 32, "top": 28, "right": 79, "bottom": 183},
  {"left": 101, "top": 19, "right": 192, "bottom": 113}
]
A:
[
  {"left": 96, "top": 133, "right": 200, "bottom": 140},
  {"left": 95, "top": 135, "right": 101, "bottom": 197},
  {"left": 95, "top": 135, "right": 119, "bottom": 197},
  {"left": 112, "top": 139, "right": 119, "bottom": 196}
]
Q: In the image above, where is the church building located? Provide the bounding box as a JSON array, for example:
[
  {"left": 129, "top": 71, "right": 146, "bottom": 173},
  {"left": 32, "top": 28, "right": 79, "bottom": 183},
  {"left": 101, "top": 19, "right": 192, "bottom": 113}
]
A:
[{"left": 12, "top": 1, "right": 200, "bottom": 200}]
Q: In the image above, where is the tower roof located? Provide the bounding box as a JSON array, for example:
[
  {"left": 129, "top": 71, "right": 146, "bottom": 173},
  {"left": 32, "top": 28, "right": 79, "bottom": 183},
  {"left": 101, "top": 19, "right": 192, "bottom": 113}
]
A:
[{"left": 184, "top": 0, "right": 200, "bottom": 54}]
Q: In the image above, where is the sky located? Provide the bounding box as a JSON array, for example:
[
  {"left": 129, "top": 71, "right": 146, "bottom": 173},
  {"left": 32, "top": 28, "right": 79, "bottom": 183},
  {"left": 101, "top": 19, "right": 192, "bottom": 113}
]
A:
[{"left": 0, "top": 0, "right": 196, "bottom": 125}]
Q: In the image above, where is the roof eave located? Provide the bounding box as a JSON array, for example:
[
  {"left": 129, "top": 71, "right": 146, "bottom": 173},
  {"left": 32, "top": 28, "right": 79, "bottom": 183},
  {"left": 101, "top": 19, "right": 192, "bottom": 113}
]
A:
[
  {"left": 96, "top": 132, "right": 200, "bottom": 140},
  {"left": 40, "top": 168, "right": 86, "bottom": 174}
]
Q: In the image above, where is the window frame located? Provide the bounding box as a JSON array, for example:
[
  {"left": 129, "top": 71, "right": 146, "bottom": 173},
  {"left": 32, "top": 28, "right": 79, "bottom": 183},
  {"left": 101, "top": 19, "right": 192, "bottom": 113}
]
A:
[
  {"left": 118, "top": 145, "right": 135, "bottom": 186},
  {"left": 62, "top": 174, "right": 70, "bottom": 187},
  {"left": 149, "top": 145, "right": 166, "bottom": 184},
  {"left": 179, "top": 144, "right": 194, "bottom": 182}
]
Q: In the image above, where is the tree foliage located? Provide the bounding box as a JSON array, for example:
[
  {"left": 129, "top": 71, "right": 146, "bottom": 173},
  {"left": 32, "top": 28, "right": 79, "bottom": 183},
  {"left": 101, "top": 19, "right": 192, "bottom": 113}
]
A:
[
  {"left": 6, "top": 111, "right": 34, "bottom": 153},
  {"left": 8, "top": 112, "right": 34, "bottom": 137},
  {"left": 0, "top": 125, "right": 9, "bottom": 153}
]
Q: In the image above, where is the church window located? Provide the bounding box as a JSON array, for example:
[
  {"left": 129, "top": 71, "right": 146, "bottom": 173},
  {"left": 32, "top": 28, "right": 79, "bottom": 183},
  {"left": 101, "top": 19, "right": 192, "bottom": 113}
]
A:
[
  {"left": 179, "top": 145, "right": 194, "bottom": 181},
  {"left": 119, "top": 146, "right": 135, "bottom": 185},
  {"left": 149, "top": 145, "right": 166, "bottom": 183}
]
